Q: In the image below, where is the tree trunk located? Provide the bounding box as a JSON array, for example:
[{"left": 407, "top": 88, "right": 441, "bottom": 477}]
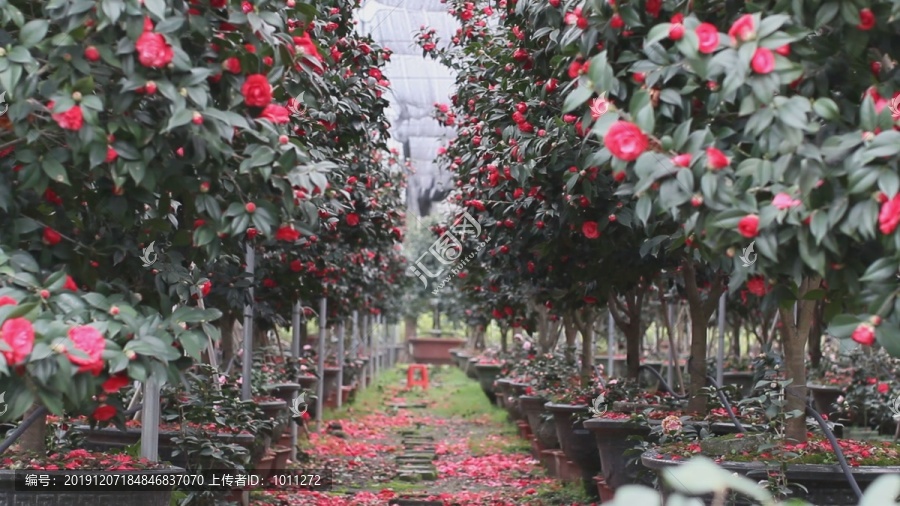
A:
[
  {"left": 574, "top": 309, "right": 596, "bottom": 386},
  {"left": 808, "top": 300, "right": 824, "bottom": 369},
  {"left": 779, "top": 276, "right": 822, "bottom": 443},
  {"left": 608, "top": 286, "right": 646, "bottom": 379},
  {"left": 563, "top": 314, "right": 578, "bottom": 365},
  {"left": 220, "top": 315, "right": 235, "bottom": 369},
  {"left": 683, "top": 259, "right": 726, "bottom": 414},
  {"left": 731, "top": 320, "right": 741, "bottom": 359},
  {"left": 500, "top": 325, "right": 508, "bottom": 353},
  {"left": 404, "top": 315, "right": 417, "bottom": 341},
  {"left": 19, "top": 405, "right": 46, "bottom": 455}
]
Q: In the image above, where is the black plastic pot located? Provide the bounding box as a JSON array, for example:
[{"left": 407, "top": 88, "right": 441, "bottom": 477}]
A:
[
  {"left": 545, "top": 403, "right": 601, "bottom": 497},
  {"left": 582, "top": 418, "right": 652, "bottom": 491},
  {"left": 642, "top": 449, "right": 900, "bottom": 506},
  {"left": 518, "top": 395, "right": 558, "bottom": 448},
  {"left": 474, "top": 364, "right": 503, "bottom": 405}
]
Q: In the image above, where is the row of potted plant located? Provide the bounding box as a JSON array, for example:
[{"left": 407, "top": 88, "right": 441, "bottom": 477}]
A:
[{"left": 456, "top": 338, "right": 900, "bottom": 505}]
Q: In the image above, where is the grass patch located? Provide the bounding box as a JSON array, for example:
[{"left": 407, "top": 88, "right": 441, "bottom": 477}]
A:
[
  {"left": 525, "top": 480, "right": 594, "bottom": 505},
  {"left": 467, "top": 431, "right": 531, "bottom": 456},
  {"left": 323, "top": 366, "right": 406, "bottom": 420},
  {"left": 412, "top": 366, "right": 507, "bottom": 423},
  {"left": 375, "top": 479, "right": 428, "bottom": 494}
]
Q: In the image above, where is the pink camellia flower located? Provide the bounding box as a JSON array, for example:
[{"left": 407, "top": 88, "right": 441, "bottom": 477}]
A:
[
  {"left": 706, "top": 147, "right": 730, "bottom": 169},
  {"left": 751, "top": 48, "right": 775, "bottom": 74},
  {"left": 0, "top": 296, "right": 17, "bottom": 306},
  {"left": 672, "top": 153, "right": 692, "bottom": 168},
  {"left": 259, "top": 104, "right": 290, "bottom": 124},
  {"left": 604, "top": 121, "right": 649, "bottom": 161},
  {"left": 135, "top": 32, "right": 173, "bottom": 68},
  {"left": 66, "top": 325, "right": 106, "bottom": 374},
  {"left": 878, "top": 194, "right": 900, "bottom": 235},
  {"left": 661, "top": 415, "right": 683, "bottom": 433},
  {"left": 728, "top": 14, "right": 756, "bottom": 45},
  {"left": 852, "top": 323, "right": 876, "bottom": 346},
  {"left": 738, "top": 214, "right": 759, "bottom": 238},
  {"left": 695, "top": 23, "right": 720, "bottom": 54},
  {"left": 589, "top": 95, "right": 610, "bottom": 119},
  {"left": 772, "top": 193, "right": 801, "bottom": 210},
  {"left": 1, "top": 318, "right": 35, "bottom": 366}
]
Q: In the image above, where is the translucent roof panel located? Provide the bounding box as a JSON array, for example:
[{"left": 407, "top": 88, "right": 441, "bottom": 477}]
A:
[{"left": 357, "top": 0, "right": 459, "bottom": 216}]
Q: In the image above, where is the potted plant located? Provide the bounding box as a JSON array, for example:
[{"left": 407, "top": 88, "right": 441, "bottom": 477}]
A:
[
  {"left": 473, "top": 353, "right": 504, "bottom": 404},
  {"left": 408, "top": 336, "right": 467, "bottom": 365},
  {"left": 544, "top": 380, "right": 604, "bottom": 497}
]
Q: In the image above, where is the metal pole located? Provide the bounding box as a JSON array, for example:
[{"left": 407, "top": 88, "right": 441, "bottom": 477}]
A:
[
  {"left": 336, "top": 321, "right": 345, "bottom": 409},
  {"left": 716, "top": 293, "right": 726, "bottom": 387},
  {"left": 382, "top": 314, "right": 389, "bottom": 373},
  {"left": 667, "top": 301, "right": 675, "bottom": 388},
  {"left": 241, "top": 244, "right": 255, "bottom": 401},
  {"left": 355, "top": 310, "right": 366, "bottom": 388},
  {"left": 367, "top": 314, "right": 374, "bottom": 381},
  {"left": 290, "top": 299, "right": 301, "bottom": 461},
  {"left": 139, "top": 376, "right": 159, "bottom": 460},
  {"left": 607, "top": 309, "right": 615, "bottom": 377},
  {"left": 316, "top": 297, "right": 326, "bottom": 432}
]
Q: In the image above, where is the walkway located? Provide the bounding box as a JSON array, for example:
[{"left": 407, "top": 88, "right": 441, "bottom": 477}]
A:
[{"left": 253, "top": 366, "right": 597, "bottom": 505}]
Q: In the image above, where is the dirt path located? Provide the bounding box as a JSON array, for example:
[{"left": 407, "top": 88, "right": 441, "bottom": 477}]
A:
[{"left": 252, "top": 366, "right": 596, "bottom": 505}]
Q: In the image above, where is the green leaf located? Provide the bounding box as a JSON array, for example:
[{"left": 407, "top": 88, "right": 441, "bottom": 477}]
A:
[
  {"left": 866, "top": 131, "right": 900, "bottom": 158},
  {"left": 101, "top": 0, "right": 125, "bottom": 23},
  {"left": 815, "top": 3, "right": 839, "bottom": 28},
  {"left": 563, "top": 85, "right": 593, "bottom": 113},
  {"left": 879, "top": 170, "right": 900, "bottom": 198},
  {"left": 646, "top": 24, "right": 672, "bottom": 45},
  {"left": 827, "top": 314, "right": 861, "bottom": 338},
  {"left": 42, "top": 158, "right": 70, "bottom": 185},
  {"left": 7, "top": 46, "right": 32, "bottom": 64},
  {"left": 813, "top": 98, "right": 840, "bottom": 121},
  {"left": 82, "top": 293, "right": 109, "bottom": 310},
  {"left": 635, "top": 195, "right": 652, "bottom": 227},
  {"left": 178, "top": 331, "right": 207, "bottom": 361},
  {"left": 164, "top": 109, "right": 194, "bottom": 132},
  {"left": 860, "top": 258, "right": 898, "bottom": 283},
  {"left": 144, "top": 0, "right": 166, "bottom": 19},
  {"left": 19, "top": 20, "right": 48, "bottom": 48}
]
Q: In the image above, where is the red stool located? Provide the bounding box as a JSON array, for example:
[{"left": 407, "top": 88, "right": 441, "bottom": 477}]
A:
[{"left": 406, "top": 364, "right": 429, "bottom": 390}]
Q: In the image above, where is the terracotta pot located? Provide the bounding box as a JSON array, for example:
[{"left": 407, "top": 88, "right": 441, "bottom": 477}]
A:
[
  {"left": 582, "top": 418, "right": 652, "bottom": 491},
  {"left": 807, "top": 384, "right": 844, "bottom": 416},
  {"left": 272, "top": 445, "right": 291, "bottom": 470},
  {"left": 593, "top": 475, "right": 615, "bottom": 502},
  {"left": 642, "top": 450, "right": 900, "bottom": 506},
  {"left": 474, "top": 364, "right": 503, "bottom": 404},
  {"left": 518, "top": 396, "right": 558, "bottom": 449},
  {"left": 545, "top": 403, "right": 601, "bottom": 497},
  {"left": 408, "top": 337, "right": 466, "bottom": 365},
  {"left": 0, "top": 467, "right": 184, "bottom": 505},
  {"left": 253, "top": 453, "right": 275, "bottom": 482}
]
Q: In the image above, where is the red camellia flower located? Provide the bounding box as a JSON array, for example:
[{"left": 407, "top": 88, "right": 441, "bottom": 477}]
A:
[
  {"left": 1, "top": 318, "right": 34, "bottom": 366},
  {"left": 728, "top": 14, "right": 756, "bottom": 44},
  {"left": 101, "top": 374, "right": 131, "bottom": 394},
  {"left": 609, "top": 14, "right": 624, "bottom": 29},
  {"left": 582, "top": 221, "right": 600, "bottom": 239},
  {"left": 43, "top": 227, "right": 62, "bottom": 245},
  {"left": 290, "top": 260, "right": 304, "bottom": 272},
  {"left": 66, "top": 325, "right": 106, "bottom": 374},
  {"left": 0, "top": 296, "right": 17, "bottom": 306},
  {"left": 294, "top": 33, "right": 323, "bottom": 62},
  {"left": 200, "top": 281, "right": 212, "bottom": 297},
  {"left": 259, "top": 104, "right": 290, "bottom": 124},
  {"left": 746, "top": 276, "right": 767, "bottom": 296},
  {"left": 645, "top": 0, "right": 661, "bottom": 17},
  {"left": 878, "top": 194, "right": 900, "bottom": 234},
  {"left": 84, "top": 46, "right": 100, "bottom": 61},
  {"left": 858, "top": 8, "right": 875, "bottom": 30},
  {"left": 852, "top": 323, "right": 876, "bottom": 346},
  {"left": 738, "top": 214, "right": 760, "bottom": 238},
  {"left": 135, "top": 32, "right": 173, "bottom": 68},
  {"left": 706, "top": 147, "right": 730, "bottom": 169},
  {"left": 346, "top": 213, "right": 360, "bottom": 226},
  {"left": 106, "top": 147, "right": 118, "bottom": 163},
  {"left": 275, "top": 225, "right": 301, "bottom": 242},
  {"left": 223, "top": 57, "right": 242, "bottom": 73},
  {"left": 49, "top": 103, "right": 84, "bottom": 131},
  {"left": 877, "top": 382, "right": 890, "bottom": 394},
  {"left": 695, "top": 23, "right": 720, "bottom": 54},
  {"left": 751, "top": 48, "right": 775, "bottom": 74},
  {"left": 604, "top": 121, "right": 648, "bottom": 161},
  {"left": 669, "top": 23, "right": 685, "bottom": 40},
  {"left": 92, "top": 405, "right": 116, "bottom": 422},
  {"left": 241, "top": 74, "right": 273, "bottom": 107},
  {"left": 63, "top": 275, "right": 78, "bottom": 291},
  {"left": 672, "top": 153, "right": 692, "bottom": 167}
]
